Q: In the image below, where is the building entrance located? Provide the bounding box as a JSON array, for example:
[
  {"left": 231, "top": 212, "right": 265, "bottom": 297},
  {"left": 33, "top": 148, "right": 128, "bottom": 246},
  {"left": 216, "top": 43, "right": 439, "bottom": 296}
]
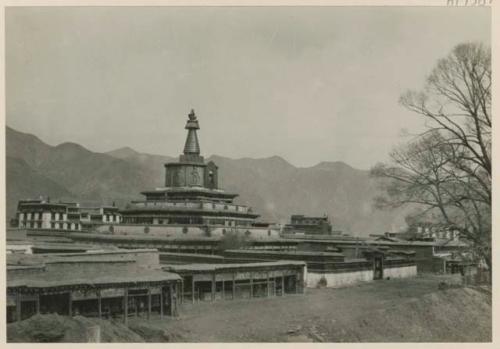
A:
[{"left": 373, "top": 257, "right": 384, "bottom": 280}]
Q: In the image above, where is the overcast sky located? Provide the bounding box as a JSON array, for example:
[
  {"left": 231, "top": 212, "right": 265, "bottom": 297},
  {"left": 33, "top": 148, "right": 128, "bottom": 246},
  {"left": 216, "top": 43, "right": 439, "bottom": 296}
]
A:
[{"left": 6, "top": 6, "right": 490, "bottom": 169}]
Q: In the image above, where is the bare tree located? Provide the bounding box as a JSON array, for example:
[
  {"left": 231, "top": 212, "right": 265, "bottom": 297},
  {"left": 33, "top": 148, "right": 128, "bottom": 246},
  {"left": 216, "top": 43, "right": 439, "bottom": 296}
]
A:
[{"left": 371, "top": 42, "right": 491, "bottom": 270}]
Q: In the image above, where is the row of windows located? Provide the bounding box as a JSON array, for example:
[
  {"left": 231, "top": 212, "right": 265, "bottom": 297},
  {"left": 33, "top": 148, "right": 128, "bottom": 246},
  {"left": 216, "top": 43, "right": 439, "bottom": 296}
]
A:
[
  {"left": 20, "top": 222, "right": 42, "bottom": 229},
  {"left": 18, "top": 212, "right": 67, "bottom": 220},
  {"left": 121, "top": 217, "right": 253, "bottom": 226},
  {"left": 103, "top": 214, "right": 120, "bottom": 222},
  {"left": 292, "top": 219, "right": 327, "bottom": 225},
  {"left": 18, "top": 222, "right": 80, "bottom": 230},
  {"left": 20, "top": 212, "right": 121, "bottom": 222},
  {"left": 51, "top": 222, "right": 80, "bottom": 230}
]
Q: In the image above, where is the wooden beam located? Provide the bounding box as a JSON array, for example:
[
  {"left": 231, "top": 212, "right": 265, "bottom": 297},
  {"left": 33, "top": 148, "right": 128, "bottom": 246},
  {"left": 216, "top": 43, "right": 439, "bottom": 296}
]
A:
[
  {"left": 192, "top": 277, "right": 195, "bottom": 304},
  {"left": 300, "top": 271, "right": 305, "bottom": 294},
  {"left": 160, "top": 289, "right": 164, "bottom": 319},
  {"left": 169, "top": 284, "right": 174, "bottom": 316},
  {"left": 36, "top": 294, "right": 40, "bottom": 314},
  {"left": 97, "top": 291, "right": 102, "bottom": 319},
  {"left": 250, "top": 273, "right": 253, "bottom": 298},
  {"left": 147, "top": 289, "right": 151, "bottom": 320},
  {"left": 211, "top": 273, "right": 216, "bottom": 302},
  {"left": 124, "top": 288, "right": 129, "bottom": 325},
  {"left": 16, "top": 293, "right": 21, "bottom": 322},
  {"left": 222, "top": 280, "right": 225, "bottom": 300},
  {"left": 180, "top": 279, "right": 184, "bottom": 304},
  {"left": 266, "top": 272, "right": 270, "bottom": 298},
  {"left": 68, "top": 292, "right": 73, "bottom": 317},
  {"left": 232, "top": 273, "right": 236, "bottom": 300}
]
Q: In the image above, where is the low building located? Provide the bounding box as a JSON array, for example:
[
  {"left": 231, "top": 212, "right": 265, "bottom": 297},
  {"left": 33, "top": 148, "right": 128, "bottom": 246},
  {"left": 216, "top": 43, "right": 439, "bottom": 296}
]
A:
[
  {"left": 283, "top": 214, "right": 334, "bottom": 235},
  {"left": 15, "top": 199, "right": 122, "bottom": 232},
  {"left": 164, "top": 261, "right": 306, "bottom": 302},
  {"left": 16, "top": 199, "right": 82, "bottom": 231},
  {"left": 80, "top": 205, "right": 121, "bottom": 228},
  {"left": 6, "top": 249, "right": 181, "bottom": 323},
  {"left": 223, "top": 249, "right": 345, "bottom": 271},
  {"left": 406, "top": 224, "right": 462, "bottom": 241},
  {"left": 282, "top": 233, "right": 469, "bottom": 273},
  {"left": 222, "top": 247, "right": 417, "bottom": 288}
]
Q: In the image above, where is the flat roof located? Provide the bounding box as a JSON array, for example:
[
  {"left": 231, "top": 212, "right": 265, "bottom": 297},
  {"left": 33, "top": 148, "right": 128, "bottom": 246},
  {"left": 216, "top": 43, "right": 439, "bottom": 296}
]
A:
[
  {"left": 282, "top": 234, "right": 468, "bottom": 247},
  {"left": 164, "top": 260, "right": 306, "bottom": 273},
  {"left": 46, "top": 248, "right": 158, "bottom": 257},
  {"left": 31, "top": 242, "right": 102, "bottom": 251},
  {"left": 6, "top": 240, "right": 32, "bottom": 246},
  {"left": 7, "top": 248, "right": 158, "bottom": 266},
  {"left": 69, "top": 232, "right": 222, "bottom": 242},
  {"left": 8, "top": 266, "right": 181, "bottom": 289},
  {"left": 160, "top": 252, "right": 225, "bottom": 259},
  {"left": 224, "top": 249, "right": 344, "bottom": 257}
]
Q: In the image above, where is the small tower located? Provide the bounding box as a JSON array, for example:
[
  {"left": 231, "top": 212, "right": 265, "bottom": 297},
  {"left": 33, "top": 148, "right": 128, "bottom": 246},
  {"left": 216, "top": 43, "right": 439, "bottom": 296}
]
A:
[{"left": 180, "top": 109, "right": 203, "bottom": 163}]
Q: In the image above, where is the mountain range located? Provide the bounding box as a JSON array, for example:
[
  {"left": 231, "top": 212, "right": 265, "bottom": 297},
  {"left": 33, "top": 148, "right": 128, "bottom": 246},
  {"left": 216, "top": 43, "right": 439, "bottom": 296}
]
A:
[{"left": 5, "top": 126, "right": 409, "bottom": 235}]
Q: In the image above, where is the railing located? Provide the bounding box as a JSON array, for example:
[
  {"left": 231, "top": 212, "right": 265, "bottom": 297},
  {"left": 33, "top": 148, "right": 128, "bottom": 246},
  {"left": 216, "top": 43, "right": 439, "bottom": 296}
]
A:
[{"left": 128, "top": 201, "right": 250, "bottom": 213}]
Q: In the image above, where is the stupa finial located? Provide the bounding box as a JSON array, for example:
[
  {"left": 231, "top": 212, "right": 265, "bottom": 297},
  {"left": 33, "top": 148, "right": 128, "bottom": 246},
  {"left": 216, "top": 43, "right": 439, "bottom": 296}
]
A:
[
  {"left": 188, "top": 109, "right": 196, "bottom": 121},
  {"left": 183, "top": 108, "right": 201, "bottom": 156}
]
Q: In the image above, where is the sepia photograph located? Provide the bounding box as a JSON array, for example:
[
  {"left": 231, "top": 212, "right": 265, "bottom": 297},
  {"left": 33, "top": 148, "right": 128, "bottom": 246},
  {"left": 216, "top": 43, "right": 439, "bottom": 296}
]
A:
[{"left": 2, "top": 1, "right": 494, "bottom": 344}]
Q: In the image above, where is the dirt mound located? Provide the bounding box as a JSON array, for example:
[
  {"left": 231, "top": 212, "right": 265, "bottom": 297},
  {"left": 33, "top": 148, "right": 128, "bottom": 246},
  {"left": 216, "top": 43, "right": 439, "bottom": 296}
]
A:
[
  {"left": 7, "top": 314, "right": 144, "bottom": 343},
  {"left": 315, "top": 286, "right": 492, "bottom": 342},
  {"left": 128, "top": 319, "right": 186, "bottom": 342}
]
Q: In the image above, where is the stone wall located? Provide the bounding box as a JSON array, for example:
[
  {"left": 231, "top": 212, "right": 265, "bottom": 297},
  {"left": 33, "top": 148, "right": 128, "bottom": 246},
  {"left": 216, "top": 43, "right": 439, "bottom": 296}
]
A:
[
  {"left": 306, "top": 270, "right": 373, "bottom": 288},
  {"left": 383, "top": 265, "right": 417, "bottom": 279},
  {"left": 306, "top": 264, "right": 417, "bottom": 288},
  {"left": 96, "top": 224, "right": 280, "bottom": 239},
  {"left": 50, "top": 250, "right": 161, "bottom": 268}
]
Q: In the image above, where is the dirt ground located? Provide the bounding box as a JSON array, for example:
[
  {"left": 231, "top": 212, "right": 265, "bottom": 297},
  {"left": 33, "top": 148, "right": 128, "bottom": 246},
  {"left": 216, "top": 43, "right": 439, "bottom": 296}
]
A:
[{"left": 150, "top": 273, "right": 491, "bottom": 342}]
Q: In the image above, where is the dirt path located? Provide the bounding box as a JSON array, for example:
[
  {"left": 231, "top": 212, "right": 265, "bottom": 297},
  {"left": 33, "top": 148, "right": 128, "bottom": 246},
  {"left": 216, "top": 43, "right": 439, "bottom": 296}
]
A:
[{"left": 144, "top": 274, "right": 491, "bottom": 342}]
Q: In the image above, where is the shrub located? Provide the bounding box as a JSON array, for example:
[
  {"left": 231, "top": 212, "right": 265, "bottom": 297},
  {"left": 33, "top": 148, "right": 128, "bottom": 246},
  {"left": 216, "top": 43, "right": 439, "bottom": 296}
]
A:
[{"left": 317, "top": 276, "right": 328, "bottom": 288}]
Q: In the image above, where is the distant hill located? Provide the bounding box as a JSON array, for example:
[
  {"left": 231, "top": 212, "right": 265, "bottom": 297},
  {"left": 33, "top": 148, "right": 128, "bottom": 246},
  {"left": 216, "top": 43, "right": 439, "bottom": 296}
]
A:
[
  {"left": 5, "top": 126, "right": 409, "bottom": 235},
  {"left": 6, "top": 127, "right": 159, "bottom": 214},
  {"left": 6, "top": 156, "right": 75, "bottom": 215},
  {"left": 105, "top": 147, "right": 175, "bottom": 184},
  {"left": 205, "top": 155, "right": 408, "bottom": 233}
]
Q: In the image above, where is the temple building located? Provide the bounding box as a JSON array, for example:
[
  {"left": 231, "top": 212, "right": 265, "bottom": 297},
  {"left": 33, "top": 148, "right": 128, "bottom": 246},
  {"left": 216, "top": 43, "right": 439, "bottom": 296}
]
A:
[
  {"left": 283, "top": 214, "right": 334, "bottom": 235},
  {"left": 119, "top": 110, "right": 267, "bottom": 236},
  {"left": 14, "top": 199, "right": 121, "bottom": 232},
  {"left": 16, "top": 199, "right": 83, "bottom": 231}
]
